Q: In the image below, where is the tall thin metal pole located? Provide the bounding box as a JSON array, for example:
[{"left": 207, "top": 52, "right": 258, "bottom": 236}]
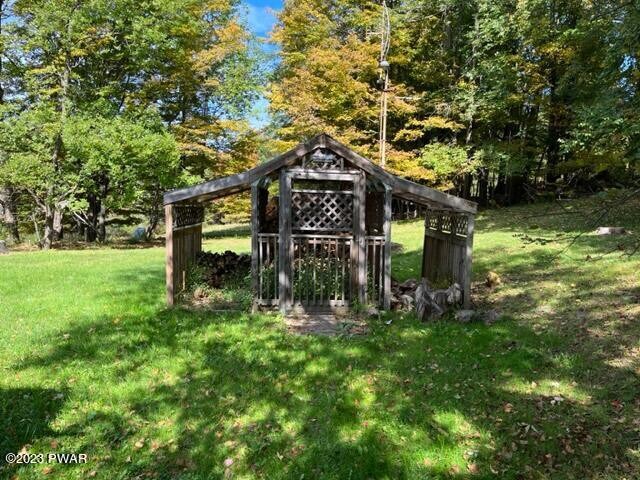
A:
[
  {"left": 378, "top": 0, "right": 390, "bottom": 168},
  {"left": 380, "top": 69, "right": 389, "bottom": 168}
]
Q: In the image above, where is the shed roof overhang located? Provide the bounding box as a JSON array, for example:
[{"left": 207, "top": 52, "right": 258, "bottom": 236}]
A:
[{"left": 163, "top": 134, "right": 477, "bottom": 214}]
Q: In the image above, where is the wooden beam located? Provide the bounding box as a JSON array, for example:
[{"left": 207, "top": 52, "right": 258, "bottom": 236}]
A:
[
  {"left": 424, "top": 228, "right": 467, "bottom": 246},
  {"left": 250, "top": 183, "right": 260, "bottom": 313},
  {"left": 421, "top": 216, "right": 429, "bottom": 279},
  {"left": 354, "top": 172, "right": 366, "bottom": 304},
  {"left": 382, "top": 185, "right": 392, "bottom": 310},
  {"left": 163, "top": 135, "right": 325, "bottom": 205},
  {"left": 164, "top": 133, "right": 476, "bottom": 215},
  {"left": 286, "top": 170, "right": 360, "bottom": 182},
  {"left": 165, "top": 204, "right": 174, "bottom": 306},
  {"left": 463, "top": 214, "right": 475, "bottom": 308},
  {"left": 278, "top": 170, "right": 292, "bottom": 313}
]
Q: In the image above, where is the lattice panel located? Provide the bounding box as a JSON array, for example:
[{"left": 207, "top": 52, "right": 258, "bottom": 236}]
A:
[
  {"left": 425, "top": 212, "right": 468, "bottom": 237},
  {"left": 292, "top": 191, "right": 353, "bottom": 231},
  {"left": 173, "top": 205, "right": 204, "bottom": 228},
  {"left": 302, "top": 149, "right": 344, "bottom": 170},
  {"left": 451, "top": 215, "right": 468, "bottom": 235}
]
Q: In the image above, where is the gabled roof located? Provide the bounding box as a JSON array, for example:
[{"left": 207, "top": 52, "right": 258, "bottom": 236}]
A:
[{"left": 164, "top": 134, "right": 477, "bottom": 214}]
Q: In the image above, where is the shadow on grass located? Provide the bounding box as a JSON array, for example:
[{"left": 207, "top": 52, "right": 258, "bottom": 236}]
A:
[
  {"left": 5, "top": 228, "right": 640, "bottom": 479},
  {"left": 0, "top": 387, "right": 67, "bottom": 462}
]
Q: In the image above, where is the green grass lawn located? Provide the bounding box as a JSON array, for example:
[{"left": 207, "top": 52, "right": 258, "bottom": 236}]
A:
[{"left": 1, "top": 194, "right": 639, "bottom": 479}]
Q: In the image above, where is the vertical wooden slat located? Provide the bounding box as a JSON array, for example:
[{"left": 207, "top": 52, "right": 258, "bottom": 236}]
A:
[
  {"left": 304, "top": 238, "right": 312, "bottom": 305},
  {"left": 251, "top": 184, "right": 260, "bottom": 310},
  {"left": 312, "top": 240, "right": 317, "bottom": 305},
  {"left": 292, "top": 237, "right": 296, "bottom": 305},
  {"left": 165, "top": 204, "right": 174, "bottom": 306},
  {"left": 421, "top": 215, "right": 429, "bottom": 279},
  {"left": 320, "top": 238, "right": 325, "bottom": 306},
  {"left": 382, "top": 186, "right": 392, "bottom": 310},
  {"left": 279, "top": 171, "right": 292, "bottom": 313},
  {"left": 377, "top": 239, "right": 382, "bottom": 306},
  {"left": 339, "top": 239, "right": 344, "bottom": 303},
  {"left": 354, "top": 172, "right": 366, "bottom": 304},
  {"left": 252, "top": 237, "right": 264, "bottom": 303},
  {"left": 463, "top": 214, "right": 475, "bottom": 308},
  {"left": 333, "top": 238, "right": 337, "bottom": 302},
  {"left": 274, "top": 236, "right": 278, "bottom": 300}
]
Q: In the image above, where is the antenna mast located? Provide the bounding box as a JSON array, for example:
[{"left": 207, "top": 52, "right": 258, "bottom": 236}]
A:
[{"left": 378, "top": 0, "right": 391, "bottom": 168}]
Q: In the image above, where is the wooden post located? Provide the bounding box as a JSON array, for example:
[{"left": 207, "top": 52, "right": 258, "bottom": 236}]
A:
[
  {"left": 463, "top": 214, "right": 475, "bottom": 308},
  {"left": 165, "top": 204, "right": 174, "bottom": 306},
  {"left": 421, "top": 212, "right": 429, "bottom": 279},
  {"left": 354, "top": 172, "right": 367, "bottom": 304},
  {"left": 279, "top": 171, "right": 292, "bottom": 313},
  {"left": 382, "top": 185, "right": 392, "bottom": 310},
  {"left": 250, "top": 183, "right": 260, "bottom": 312}
]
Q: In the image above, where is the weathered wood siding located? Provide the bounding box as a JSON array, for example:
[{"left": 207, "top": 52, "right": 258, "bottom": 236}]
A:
[
  {"left": 171, "top": 224, "right": 202, "bottom": 294},
  {"left": 166, "top": 204, "right": 204, "bottom": 305},
  {"left": 421, "top": 211, "right": 474, "bottom": 307}
]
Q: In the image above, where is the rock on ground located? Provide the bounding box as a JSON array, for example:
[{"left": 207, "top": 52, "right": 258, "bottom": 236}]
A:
[
  {"left": 595, "top": 226, "right": 626, "bottom": 235},
  {"left": 455, "top": 309, "right": 475, "bottom": 323}
]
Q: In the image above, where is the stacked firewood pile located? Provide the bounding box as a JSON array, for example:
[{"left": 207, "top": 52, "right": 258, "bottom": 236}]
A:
[
  {"left": 195, "top": 250, "right": 250, "bottom": 288},
  {"left": 389, "top": 278, "right": 419, "bottom": 311}
]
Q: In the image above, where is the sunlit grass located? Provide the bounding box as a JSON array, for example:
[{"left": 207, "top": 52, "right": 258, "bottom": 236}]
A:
[{"left": 1, "top": 193, "right": 639, "bottom": 479}]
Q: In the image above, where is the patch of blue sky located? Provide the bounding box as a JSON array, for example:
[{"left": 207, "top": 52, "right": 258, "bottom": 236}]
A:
[{"left": 240, "top": 0, "right": 283, "bottom": 128}]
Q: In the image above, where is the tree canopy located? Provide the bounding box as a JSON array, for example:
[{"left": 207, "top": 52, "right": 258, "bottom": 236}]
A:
[
  {"left": 0, "top": 0, "right": 638, "bottom": 247},
  {"left": 0, "top": 0, "right": 264, "bottom": 247},
  {"left": 269, "top": 0, "right": 639, "bottom": 200}
]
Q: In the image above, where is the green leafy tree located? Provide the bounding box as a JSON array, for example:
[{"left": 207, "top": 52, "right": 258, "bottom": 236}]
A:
[
  {"left": 270, "top": 0, "right": 640, "bottom": 203},
  {"left": 63, "top": 109, "right": 183, "bottom": 242},
  {"left": 0, "top": 0, "right": 263, "bottom": 245}
]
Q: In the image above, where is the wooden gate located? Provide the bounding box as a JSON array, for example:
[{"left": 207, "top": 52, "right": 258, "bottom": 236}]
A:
[
  {"left": 279, "top": 169, "right": 366, "bottom": 312},
  {"left": 291, "top": 234, "right": 352, "bottom": 308}
]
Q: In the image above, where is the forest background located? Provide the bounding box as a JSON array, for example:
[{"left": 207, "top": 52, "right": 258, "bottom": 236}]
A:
[{"left": 0, "top": 0, "right": 638, "bottom": 249}]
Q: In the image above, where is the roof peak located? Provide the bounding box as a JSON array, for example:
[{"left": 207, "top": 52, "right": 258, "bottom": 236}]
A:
[{"left": 164, "top": 134, "right": 477, "bottom": 214}]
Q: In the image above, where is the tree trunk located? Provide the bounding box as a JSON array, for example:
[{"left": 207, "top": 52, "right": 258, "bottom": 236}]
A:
[
  {"left": 41, "top": 206, "right": 54, "bottom": 250},
  {"left": 0, "top": 187, "right": 20, "bottom": 243},
  {"left": 97, "top": 202, "right": 106, "bottom": 242},
  {"left": 96, "top": 179, "right": 109, "bottom": 242},
  {"left": 545, "top": 71, "right": 561, "bottom": 185},
  {"left": 478, "top": 168, "right": 488, "bottom": 207},
  {"left": 76, "top": 217, "right": 85, "bottom": 238},
  {"left": 85, "top": 194, "right": 100, "bottom": 242},
  {"left": 53, "top": 208, "right": 64, "bottom": 241},
  {"left": 144, "top": 214, "right": 159, "bottom": 241}
]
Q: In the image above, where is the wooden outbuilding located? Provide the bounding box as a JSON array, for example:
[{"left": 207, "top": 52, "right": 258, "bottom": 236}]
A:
[{"left": 163, "top": 134, "right": 477, "bottom": 313}]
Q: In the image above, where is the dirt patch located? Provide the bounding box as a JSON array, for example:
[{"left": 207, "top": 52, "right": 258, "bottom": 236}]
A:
[{"left": 285, "top": 314, "right": 368, "bottom": 336}]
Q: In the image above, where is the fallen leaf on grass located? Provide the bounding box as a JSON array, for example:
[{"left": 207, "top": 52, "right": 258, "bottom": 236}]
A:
[
  {"left": 467, "top": 463, "right": 479, "bottom": 474},
  {"left": 503, "top": 403, "right": 513, "bottom": 413},
  {"left": 611, "top": 399, "right": 623, "bottom": 410}
]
